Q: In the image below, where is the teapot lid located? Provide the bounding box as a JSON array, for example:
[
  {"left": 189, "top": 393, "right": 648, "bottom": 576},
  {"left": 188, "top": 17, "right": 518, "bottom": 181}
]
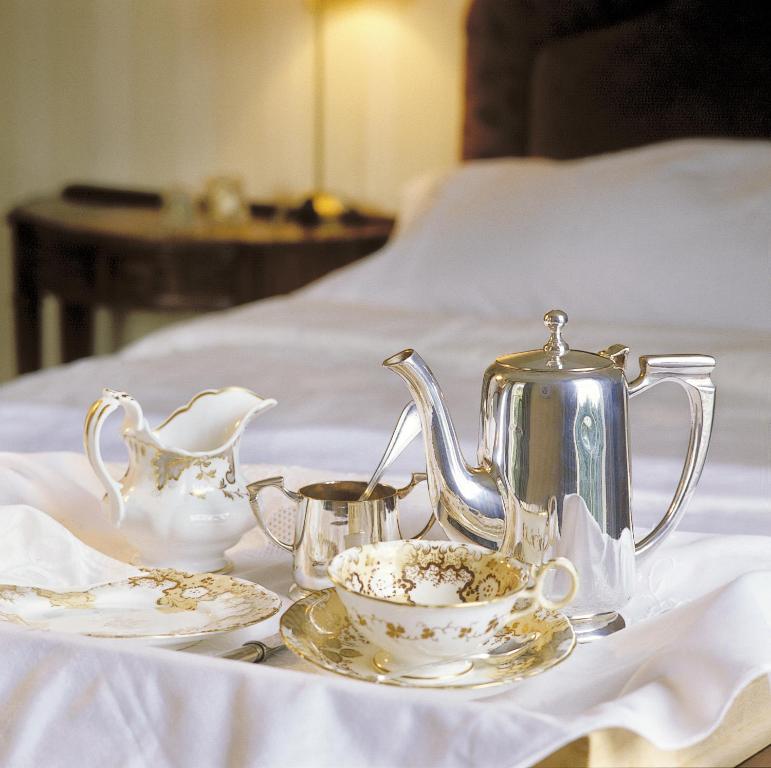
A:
[{"left": 496, "top": 310, "right": 614, "bottom": 373}]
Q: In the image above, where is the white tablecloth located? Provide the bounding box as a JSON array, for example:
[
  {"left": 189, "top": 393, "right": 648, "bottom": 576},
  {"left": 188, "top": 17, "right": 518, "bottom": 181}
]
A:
[{"left": 0, "top": 452, "right": 770, "bottom": 768}]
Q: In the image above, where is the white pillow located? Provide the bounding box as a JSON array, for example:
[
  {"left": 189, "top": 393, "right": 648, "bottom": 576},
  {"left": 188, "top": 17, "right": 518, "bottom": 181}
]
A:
[{"left": 307, "top": 139, "right": 771, "bottom": 330}]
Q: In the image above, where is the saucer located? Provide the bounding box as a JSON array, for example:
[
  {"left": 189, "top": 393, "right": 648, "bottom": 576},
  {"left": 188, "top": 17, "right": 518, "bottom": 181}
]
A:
[
  {"left": 280, "top": 589, "right": 575, "bottom": 690},
  {"left": 0, "top": 568, "right": 282, "bottom": 649}
]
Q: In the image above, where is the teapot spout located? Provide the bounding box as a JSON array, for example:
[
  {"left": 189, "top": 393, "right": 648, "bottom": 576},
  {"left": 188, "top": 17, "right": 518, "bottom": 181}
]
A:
[{"left": 383, "top": 349, "right": 505, "bottom": 549}]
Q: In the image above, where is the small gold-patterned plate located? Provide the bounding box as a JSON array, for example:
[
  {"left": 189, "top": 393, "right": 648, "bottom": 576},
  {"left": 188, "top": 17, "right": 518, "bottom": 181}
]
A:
[
  {"left": 280, "top": 589, "right": 575, "bottom": 690},
  {"left": 0, "top": 568, "right": 281, "bottom": 648}
]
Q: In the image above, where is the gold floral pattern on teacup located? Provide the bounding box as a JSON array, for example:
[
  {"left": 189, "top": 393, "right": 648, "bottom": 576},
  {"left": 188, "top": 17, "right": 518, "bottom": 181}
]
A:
[
  {"left": 280, "top": 589, "right": 576, "bottom": 688},
  {"left": 329, "top": 540, "right": 579, "bottom": 672},
  {"left": 342, "top": 603, "right": 534, "bottom": 647},
  {"left": 336, "top": 541, "right": 526, "bottom": 606}
]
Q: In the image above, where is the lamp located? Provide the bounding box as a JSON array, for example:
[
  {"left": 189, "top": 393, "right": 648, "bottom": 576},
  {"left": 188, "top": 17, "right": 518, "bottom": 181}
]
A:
[{"left": 299, "top": 0, "right": 346, "bottom": 223}]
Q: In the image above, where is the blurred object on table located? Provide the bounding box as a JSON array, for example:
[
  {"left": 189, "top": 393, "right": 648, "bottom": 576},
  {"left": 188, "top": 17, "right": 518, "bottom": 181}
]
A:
[
  {"left": 203, "top": 176, "right": 248, "bottom": 224},
  {"left": 8, "top": 184, "right": 394, "bottom": 374}
]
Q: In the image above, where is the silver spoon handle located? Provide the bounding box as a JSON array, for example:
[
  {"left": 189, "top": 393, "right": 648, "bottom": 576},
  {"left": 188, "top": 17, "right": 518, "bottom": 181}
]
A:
[{"left": 360, "top": 402, "right": 422, "bottom": 501}]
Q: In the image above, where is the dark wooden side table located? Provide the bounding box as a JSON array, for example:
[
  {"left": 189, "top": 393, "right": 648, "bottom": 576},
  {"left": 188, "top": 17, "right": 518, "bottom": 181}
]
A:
[{"left": 8, "top": 190, "right": 393, "bottom": 374}]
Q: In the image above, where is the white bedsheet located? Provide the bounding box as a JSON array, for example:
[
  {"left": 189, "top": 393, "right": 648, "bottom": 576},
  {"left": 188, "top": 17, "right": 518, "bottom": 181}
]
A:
[
  {"left": 1, "top": 296, "right": 769, "bottom": 535},
  {"left": 2, "top": 140, "right": 769, "bottom": 535}
]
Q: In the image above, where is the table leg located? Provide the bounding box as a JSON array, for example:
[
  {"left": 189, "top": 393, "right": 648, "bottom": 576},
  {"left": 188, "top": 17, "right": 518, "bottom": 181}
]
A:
[
  {"left": 11, "top": 222, "right": 41, "bottom": 374},
  {"left": 60, "top": 302, "right": 94, "bottom": 363}
]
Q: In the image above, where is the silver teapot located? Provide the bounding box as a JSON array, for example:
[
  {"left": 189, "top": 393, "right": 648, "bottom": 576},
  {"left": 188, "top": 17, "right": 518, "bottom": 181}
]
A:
[{"left": 384, "top": 310, "right": 715, "bottom": 639}]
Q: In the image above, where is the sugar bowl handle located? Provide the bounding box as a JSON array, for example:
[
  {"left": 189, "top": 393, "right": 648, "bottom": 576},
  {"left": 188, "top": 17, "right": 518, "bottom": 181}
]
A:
[
  {"left": 628, "top": 354, "right": 716, "bottom": 560},
  {"left": 247, "top": 476, "right": 301, "bottom": 552}
]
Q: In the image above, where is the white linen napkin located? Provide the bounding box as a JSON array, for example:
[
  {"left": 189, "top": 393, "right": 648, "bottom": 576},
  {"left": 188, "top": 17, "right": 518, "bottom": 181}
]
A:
[
  {"left": 0, "top": 450, "right": 769, "bottom": 768},
  {"left": 0, "top": 505, "right": 140, "bottom": 590},
  {"left": 0, "top": 450, "right": 136, "bottom": 562}
]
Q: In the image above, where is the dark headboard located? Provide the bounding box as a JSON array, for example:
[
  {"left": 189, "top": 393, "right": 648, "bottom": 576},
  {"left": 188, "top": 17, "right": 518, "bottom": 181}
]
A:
[{"left": 462, "top": 0, "right": 771, "bottom": 160}]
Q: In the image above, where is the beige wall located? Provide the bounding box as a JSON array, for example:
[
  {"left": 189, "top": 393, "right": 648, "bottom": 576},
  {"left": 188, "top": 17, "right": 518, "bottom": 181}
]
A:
[{"left": 0, "top": 0, "right": 467, "bottom": 382}]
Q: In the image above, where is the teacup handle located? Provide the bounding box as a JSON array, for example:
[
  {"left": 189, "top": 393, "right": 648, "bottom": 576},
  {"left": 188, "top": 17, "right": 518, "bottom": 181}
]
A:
[
  {"left": 532, "top": 557, "right": 579, "bottom": 611},
  {"left": 247, "top": 476, "right": 301, "bottom": 553},
  {"left": 395, "top": 472, "right": 435, "bottom": 539}
]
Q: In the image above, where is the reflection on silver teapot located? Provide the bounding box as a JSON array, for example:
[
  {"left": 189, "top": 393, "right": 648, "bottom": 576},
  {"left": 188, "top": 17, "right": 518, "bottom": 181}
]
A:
[{"left": 384, "top": 309, "right": 715, "bottom": 639}]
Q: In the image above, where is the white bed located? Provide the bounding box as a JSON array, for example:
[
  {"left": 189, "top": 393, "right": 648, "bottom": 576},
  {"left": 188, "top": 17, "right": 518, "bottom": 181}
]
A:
[
  {"left": 1, "top": 139, "right": 769, "bottom": 536},
  {"left": 1, "top": 139, "right": 770, "bottom": 768}
]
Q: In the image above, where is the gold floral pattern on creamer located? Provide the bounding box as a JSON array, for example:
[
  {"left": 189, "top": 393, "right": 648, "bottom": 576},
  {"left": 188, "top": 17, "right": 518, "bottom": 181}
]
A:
[
  {"left": 124, "top": 439, "right": 247, "bottom": 502},
  {"left": 153, "top": 449, "right": 247, "bottom": 500}
]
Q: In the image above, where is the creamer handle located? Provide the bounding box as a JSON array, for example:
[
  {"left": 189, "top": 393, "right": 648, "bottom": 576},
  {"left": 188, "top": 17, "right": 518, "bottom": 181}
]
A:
[
  {"left": 628, "top": 355, "right": 716, "bottom": 560},
  {"left": 83, "top": 389, "right": 143, "bottom": 525}
]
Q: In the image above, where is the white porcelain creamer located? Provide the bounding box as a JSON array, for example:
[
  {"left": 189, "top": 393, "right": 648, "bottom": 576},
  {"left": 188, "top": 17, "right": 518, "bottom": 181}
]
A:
[{"left": 85, "top": 387, "right": 276, "bottom": 572}]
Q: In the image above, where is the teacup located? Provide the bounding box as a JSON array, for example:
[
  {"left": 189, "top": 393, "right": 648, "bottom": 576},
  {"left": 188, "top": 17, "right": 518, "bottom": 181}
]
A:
[
  {"left": 249, "top": 475, "right": 433, "bottom": 597},
  {"left": 328, "top": 539, "right": 578, "bottom": 675}
]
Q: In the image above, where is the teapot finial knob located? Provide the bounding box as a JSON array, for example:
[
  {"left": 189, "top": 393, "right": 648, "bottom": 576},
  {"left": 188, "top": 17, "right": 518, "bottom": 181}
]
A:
[{"left": 543, "top": 309, "right": 569, "bottom": 362}]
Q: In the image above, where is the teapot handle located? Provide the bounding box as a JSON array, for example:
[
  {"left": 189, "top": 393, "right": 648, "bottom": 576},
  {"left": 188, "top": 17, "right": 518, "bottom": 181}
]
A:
[
  {"left": 628, "top": 355, "right": 716, "bottom": 560},
  {"left": 83, "top": 389, "right": 143, "bottom": 526}
]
